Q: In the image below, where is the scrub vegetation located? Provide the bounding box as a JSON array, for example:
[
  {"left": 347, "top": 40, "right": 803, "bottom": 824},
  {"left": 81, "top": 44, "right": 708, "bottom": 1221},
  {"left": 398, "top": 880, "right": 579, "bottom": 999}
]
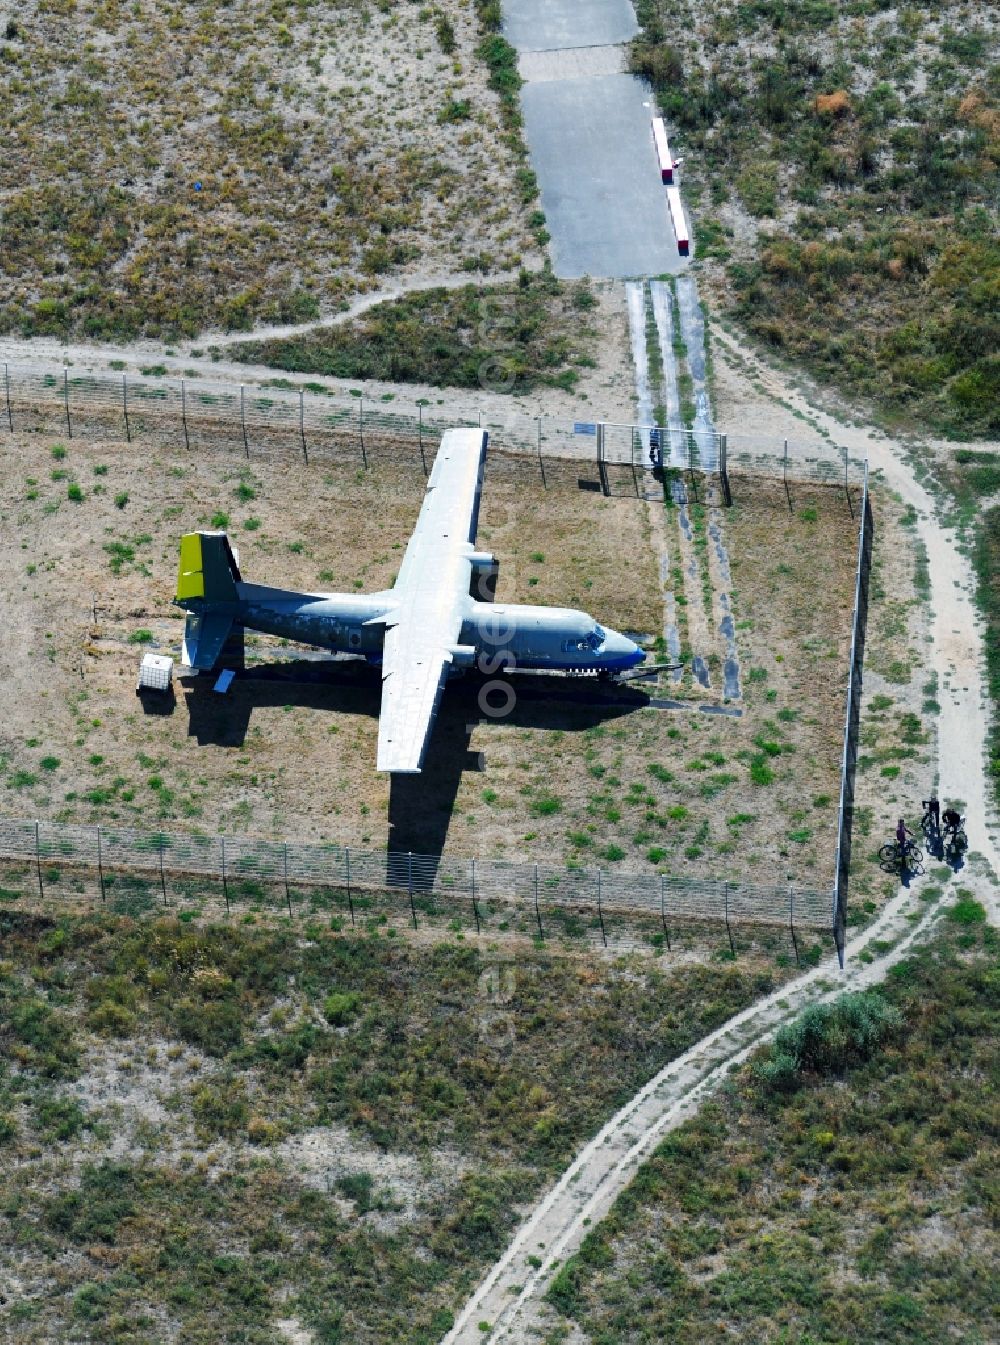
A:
[
  {"left": 230, "top": 272, "right": 600, "bottom": 394},
  {"left": 0, "top": 908, "right": 785, "bottom": 1343},
  {"left": 0, "top": 0, "right": 538, "bottom": 341},
  {"left": 632, "top": 0, "right": 999, "bottom": 436},
  {"left": 545, "top": 912, "right": 998, "bottom": 1342}
]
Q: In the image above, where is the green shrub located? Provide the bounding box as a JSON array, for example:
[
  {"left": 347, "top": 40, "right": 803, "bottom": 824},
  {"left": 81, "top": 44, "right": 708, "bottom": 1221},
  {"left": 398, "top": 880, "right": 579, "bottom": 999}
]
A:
[
  {"left": 948, "top": 897, "right": 986, "bottom": 926},
  {"left": 192, "top": 1078, "right": 249, "bottom": 1138},
  {"left": 754, "top": 992, "right": 903, "bottom": 1094},
  {"left": 323, "top": 991, "right": 360, "bottom": 1026},
  {"left": 10, "top": 997, "right": 79, "bottom": 1077},
  {"left": 34, "top": 1094, "right": 87, "bottom": 1141},
  {"left": 337, "top": 1171, "right": 374, "bottom": 1212}
]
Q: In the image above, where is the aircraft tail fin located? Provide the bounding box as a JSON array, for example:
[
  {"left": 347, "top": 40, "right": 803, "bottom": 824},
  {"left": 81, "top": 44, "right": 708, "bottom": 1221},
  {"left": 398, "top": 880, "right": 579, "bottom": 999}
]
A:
[{"left": 175, "top": 531, "right": 242, "bottom": 605}]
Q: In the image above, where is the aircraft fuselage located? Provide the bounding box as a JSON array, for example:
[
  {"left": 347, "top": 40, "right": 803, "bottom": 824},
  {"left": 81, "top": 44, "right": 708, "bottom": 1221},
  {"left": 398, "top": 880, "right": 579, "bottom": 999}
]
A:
[{"left": 226, "top": 585, "right": 644, "bottom": 674}]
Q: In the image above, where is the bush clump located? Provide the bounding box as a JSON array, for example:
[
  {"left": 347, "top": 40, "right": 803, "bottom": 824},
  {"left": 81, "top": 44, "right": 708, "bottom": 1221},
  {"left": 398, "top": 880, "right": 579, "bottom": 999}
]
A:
[
  {"left": 323, "top": 991, "right": 360, "bottom": 1026},
  {"left": 754, "top": 991, "right": 903, "bottom": 1095}
]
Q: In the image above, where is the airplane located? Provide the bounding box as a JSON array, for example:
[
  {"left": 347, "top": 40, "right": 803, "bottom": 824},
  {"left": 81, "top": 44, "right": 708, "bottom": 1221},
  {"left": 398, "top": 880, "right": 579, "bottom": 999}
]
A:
[{"left": 173, "top": 428, "right": 645, "bottom": 773}]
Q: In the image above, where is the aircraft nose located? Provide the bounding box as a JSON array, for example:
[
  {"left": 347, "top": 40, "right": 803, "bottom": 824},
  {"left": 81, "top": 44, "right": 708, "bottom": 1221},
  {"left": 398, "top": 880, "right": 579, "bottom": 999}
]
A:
[{"left": 605, "top": 629, "right": 645, "bottom": 667}]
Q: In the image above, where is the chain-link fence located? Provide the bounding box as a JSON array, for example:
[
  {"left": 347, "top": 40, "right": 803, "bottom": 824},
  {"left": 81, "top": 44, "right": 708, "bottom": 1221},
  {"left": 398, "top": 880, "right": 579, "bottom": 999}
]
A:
[
  {"left": 833, "top": 461, "right": 874, "bottom": 966},
  {"left": 1, "top": 360, "right": 864, "bottom": 492},
  {"left": 0, "top": 813, "right": 833, "bottom": 946}
]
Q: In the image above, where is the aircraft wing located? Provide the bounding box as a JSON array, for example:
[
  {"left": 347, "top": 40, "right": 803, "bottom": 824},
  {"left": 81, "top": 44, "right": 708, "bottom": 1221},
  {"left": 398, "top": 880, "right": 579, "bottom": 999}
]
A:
[
  {"left": 376, "top": 624, "right": 455, "bottom": 774},
  {"left": 376, "top": 428, "right": 487, "bottom": 773}
]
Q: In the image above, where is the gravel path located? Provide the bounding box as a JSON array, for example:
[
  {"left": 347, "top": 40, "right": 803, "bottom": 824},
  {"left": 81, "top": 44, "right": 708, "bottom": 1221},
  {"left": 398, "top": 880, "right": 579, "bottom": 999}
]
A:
[{"left": 441, "top": 324, "right": 1000, "bottom": 1344}]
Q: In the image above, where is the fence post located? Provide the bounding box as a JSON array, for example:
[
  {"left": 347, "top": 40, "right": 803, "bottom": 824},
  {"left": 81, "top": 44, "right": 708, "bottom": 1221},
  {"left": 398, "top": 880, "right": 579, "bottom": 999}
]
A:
[
  {"left": 783, "top": 438, "right": 790, "bottom": 510},
  {"left": 660, "top": 872, "right": 670, "bottom": 950},
  {"left": 299, "top": 388, "right": 308, "bottom": 464},
  {"left": 344, "top": 846, "right": 355, "bottom": 926},
  {"left": 359, "top": 399, "right": 367, "bottom": 469},
  {"left": 534, "top": 863, "right": 544, "bottom": 940},
  {"left": 240, "top": 384, "right": 249, "bottom": 459},
  {"left": 597, "top": 869, "right": 607, "bottom": 947},
  {"left": 789, "top": 887, "right": 799, "bottom": 966},
  {"left": 407, "top": 850, "right": 417, "bottom": 928},
  {"left": 158, "top": 837, "right": 168, "bottom": 906},
  {"left": 471, "top": 857, "right": 480, "bottom": 934},
  {"left": 418, "top": 403, "right": 426, "bottom": 476},
  {"left": 123, "top": 374, "right": 131, "bottom": 442},
  {"left": 596, "top": 422, "right": 608, "bottom": 497},
  {"left": 719, "top": 431, "right": 730, "bottom": 506},
  {"left": 35, "top": 820, "right": 43, "bottom": 899},
  {"left": 221, "top": 836, "right": 230, "bottom": 914},
  {"left": 843, "top": 446, "right": 854, "bottom": 517},
  {"left": 537, "top": 416, "right": 546, "bottom": 490},
  {"left": 96, "top": 826, "right": 105, "bottom": 903},
  {"left": 3, "top": 362, "right": 12, "bottom": 432},
  {"left": 181, "top": 379, "right": 190, "bottom": 451},
  {"left": 284, "top": 843, "right": 292, "bottom": 917},
  {"left": 724, "top": 883, "right": 736, "bottom": 958},
  {"left": 63, "top": 368, "right": 72, "bottom": 438}
]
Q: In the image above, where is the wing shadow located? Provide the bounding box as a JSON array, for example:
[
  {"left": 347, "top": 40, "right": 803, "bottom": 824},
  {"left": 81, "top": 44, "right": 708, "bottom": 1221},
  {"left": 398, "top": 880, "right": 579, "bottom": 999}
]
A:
[{"left": 182, "top": 657, "right": 650, "bottom": 879}]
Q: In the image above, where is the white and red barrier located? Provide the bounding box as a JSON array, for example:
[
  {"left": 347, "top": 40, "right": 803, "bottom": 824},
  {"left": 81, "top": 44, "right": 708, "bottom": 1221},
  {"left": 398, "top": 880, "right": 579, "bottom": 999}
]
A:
[
  {"left": 651, "top": 117, "right": 673, "bottom": 184},
  {"left": 666, "top": 184, "right": 689, "bottom": 256}
]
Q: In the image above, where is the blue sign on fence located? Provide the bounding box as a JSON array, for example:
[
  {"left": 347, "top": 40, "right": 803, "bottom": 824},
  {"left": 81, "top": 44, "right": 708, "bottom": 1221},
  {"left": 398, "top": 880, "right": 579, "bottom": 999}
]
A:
[{"left": 574, "top": 422, "right": 597, "bottom": 436}]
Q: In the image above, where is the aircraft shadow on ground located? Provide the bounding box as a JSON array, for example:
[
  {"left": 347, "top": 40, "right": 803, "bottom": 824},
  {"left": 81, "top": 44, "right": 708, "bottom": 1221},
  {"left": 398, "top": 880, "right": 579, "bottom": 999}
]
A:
[{"left": 182, "top": 656, "right": 649, "bottom": 869}]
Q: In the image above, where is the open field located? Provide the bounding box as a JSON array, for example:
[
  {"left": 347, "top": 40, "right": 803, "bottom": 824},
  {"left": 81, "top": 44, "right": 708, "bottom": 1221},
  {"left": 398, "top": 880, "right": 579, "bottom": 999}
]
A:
[
  {"left": 0, "top": 428, "right": 862, "bottom": 891},
  {"left": 0, "top": 0, "right": 539, "bottom": 341},
  {"left": 541, "top": 907, "right": 998, "bottom": 1344},
  {"left": 633, "top": 0, "right": 999, "bottom": 436},
  {"left": 0, "top": 907, "right": 789, "bottom": 1343}
]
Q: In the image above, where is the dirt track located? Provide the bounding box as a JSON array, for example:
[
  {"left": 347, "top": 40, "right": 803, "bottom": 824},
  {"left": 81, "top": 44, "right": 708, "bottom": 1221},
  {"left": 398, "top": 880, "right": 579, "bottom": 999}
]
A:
[{"left": 441, "top": 324, "right": 1000, "bottom": 1343}]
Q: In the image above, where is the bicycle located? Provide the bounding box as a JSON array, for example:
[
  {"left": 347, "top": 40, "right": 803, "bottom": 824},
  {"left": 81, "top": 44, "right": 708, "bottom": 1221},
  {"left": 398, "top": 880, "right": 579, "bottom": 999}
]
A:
[{"left": 878, "top": 837, "right": 923, "bottom": 873}]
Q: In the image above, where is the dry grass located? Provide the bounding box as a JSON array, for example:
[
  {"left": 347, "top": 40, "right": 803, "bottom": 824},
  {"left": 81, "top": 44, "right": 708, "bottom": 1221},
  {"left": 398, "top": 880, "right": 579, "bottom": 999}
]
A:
[{"left": 0, "top": 0, "right": 538, "bottom": 341}]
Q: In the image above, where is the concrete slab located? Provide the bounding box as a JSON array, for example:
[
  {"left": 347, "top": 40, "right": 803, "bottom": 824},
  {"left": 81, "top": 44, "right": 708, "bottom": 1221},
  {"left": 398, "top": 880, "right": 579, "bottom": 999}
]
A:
[
  {"left": 503, "top": 0, "right": 638, "bottom": 52},
  {"left": 519, "top": 44, "right": 626, "bottom": 83},
  {"left": 521, "top": 73, "right": 684, "bottom": 278}
]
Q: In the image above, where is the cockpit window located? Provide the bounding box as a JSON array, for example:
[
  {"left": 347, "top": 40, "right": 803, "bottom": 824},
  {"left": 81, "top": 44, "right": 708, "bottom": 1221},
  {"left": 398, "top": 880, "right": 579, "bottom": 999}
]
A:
[{"left": 587, "top": 626, "right": 606, "bottom": 650}]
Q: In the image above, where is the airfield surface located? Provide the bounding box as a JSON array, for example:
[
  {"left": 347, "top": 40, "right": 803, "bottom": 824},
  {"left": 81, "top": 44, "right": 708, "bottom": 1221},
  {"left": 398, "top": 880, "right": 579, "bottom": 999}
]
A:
[{"left": 0, "top": 432, "right": 860, "bottom": 890}]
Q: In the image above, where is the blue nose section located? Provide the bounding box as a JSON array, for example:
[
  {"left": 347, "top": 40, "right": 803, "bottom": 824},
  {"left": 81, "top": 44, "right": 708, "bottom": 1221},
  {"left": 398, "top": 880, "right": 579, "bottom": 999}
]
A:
[{"left": 603, "top": 630, "right": 645, "bottom": 670}]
